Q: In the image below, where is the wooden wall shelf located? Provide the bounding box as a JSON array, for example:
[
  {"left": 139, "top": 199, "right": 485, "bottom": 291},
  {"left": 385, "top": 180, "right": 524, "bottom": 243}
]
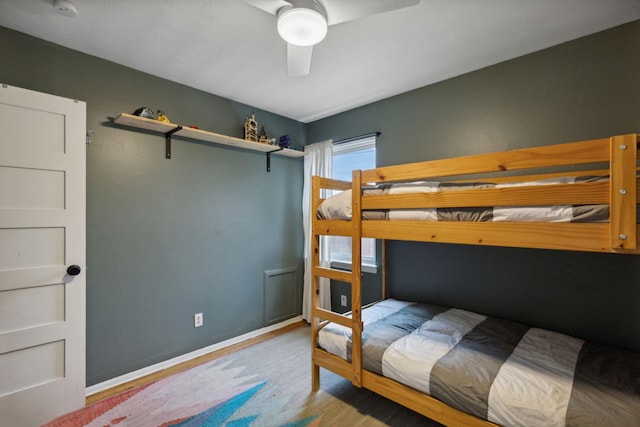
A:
[{"left": 112, "top": 113, "right": 303, "bottom": 171}]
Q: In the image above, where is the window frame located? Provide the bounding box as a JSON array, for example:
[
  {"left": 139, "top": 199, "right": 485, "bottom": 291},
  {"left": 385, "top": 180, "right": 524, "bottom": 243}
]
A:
[{"left": 329, "top": 134, "right": 378, "bottom": 273}]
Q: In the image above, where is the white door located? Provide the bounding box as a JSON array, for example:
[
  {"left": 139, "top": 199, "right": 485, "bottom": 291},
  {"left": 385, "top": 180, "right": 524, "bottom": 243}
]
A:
[{"left": 0, "top": 85, "right": 86, "bottom": 426}]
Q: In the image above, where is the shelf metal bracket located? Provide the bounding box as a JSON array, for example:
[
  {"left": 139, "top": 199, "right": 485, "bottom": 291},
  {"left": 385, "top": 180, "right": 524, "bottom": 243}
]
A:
[
  {"left": 165, "top": 125, "right": 183, "bottom": 159},
  {"left": 266, "top": 147, "right": 284, "bottom": 172}
]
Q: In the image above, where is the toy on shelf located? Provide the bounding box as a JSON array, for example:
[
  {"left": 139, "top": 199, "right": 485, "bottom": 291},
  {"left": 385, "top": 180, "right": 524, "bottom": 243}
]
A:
[
  {"left": 278, "top": 134, "right": 291, "bottom": 149},
  {"left": 132, "top": 107, "right": 155, "bottom": 119},
  {"left": 157, "top": 110, "right": 170, "bottom": 123},
  {"left": 258, "top": 126, "right": 270, "bottom": 144},
  {"left": 244, "top": 113, "right": 258, "bottom": 142}
]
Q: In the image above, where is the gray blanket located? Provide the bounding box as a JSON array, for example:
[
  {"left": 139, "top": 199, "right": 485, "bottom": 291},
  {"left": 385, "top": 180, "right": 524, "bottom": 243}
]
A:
[{"left": 318, "top": 299, "right": 640, "bottom": 427}]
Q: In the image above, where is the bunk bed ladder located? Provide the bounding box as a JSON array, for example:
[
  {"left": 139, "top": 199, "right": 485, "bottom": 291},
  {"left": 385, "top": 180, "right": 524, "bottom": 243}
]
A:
[{"left": 310, "top": 174, "right": 365, "bottom": 389}]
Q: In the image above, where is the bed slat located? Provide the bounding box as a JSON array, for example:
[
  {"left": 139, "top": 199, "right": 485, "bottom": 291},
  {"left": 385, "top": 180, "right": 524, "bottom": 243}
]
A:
[
  {"left": 362, "top": 181, "right": 609, "bottom": 210},
  {"left": 362, "top": 220, "right": 640, "bottom": 254},
  {"left": 362, "top": 137, "right": 611, "bottom": 183}
]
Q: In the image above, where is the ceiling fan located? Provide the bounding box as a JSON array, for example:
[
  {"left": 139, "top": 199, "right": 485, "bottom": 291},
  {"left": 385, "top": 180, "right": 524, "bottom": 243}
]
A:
[{"left": 244, "top": 0, "right": 422, "bottom": 77}]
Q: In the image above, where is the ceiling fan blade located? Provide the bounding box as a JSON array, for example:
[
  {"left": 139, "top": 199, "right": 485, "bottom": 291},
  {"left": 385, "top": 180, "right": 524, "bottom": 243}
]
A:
[
  {"left": 323, "top": 0, "right": 421, "bottom": 26},
  {"left": 287, "top": 44, "right": 314, "bottom": 77},
  {"left": 244, "top": 0, "right": 292, "bottom": 16}
]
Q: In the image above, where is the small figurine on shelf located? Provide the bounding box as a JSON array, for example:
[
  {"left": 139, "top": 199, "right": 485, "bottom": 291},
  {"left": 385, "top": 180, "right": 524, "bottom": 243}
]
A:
[
  {"left": 244, "top": 113, "right": 258, "bottom": 142},
  {"left": 132, "top": 107, "right": 155, "bottom": 119},
  {"left": 258, "top": 126, "right": 269, "bottom": 144},
  {"left": 157, "top": 110, "right": 170, "bottom": 123},
  {"left": 278, "top": 134, "right": 291, "bottom": 149}
]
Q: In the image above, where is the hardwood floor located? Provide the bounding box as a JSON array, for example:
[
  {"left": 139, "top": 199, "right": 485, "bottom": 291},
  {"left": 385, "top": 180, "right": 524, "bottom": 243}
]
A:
[
  {"left": 85, "top": 321, "right": 307, "bottom": 405},
  {"left": 83, "top": 320, "right": 441, "bottom": 426}
]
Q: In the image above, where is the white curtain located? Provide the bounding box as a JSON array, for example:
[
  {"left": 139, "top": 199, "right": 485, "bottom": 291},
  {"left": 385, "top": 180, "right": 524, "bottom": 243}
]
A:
[{"left": 302, "top": 140, "right": 333, "bottom": 322}]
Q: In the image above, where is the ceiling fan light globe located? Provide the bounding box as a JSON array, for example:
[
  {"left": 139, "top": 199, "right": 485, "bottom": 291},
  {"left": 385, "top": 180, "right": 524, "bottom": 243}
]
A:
[{"left": 277, "top": 8, "right": 327, "bottom": 46}]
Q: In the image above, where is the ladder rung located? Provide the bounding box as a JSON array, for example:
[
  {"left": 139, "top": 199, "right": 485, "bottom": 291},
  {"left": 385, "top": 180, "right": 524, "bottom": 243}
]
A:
[
  {"left": 313, "top": 266, "right": 352, "bottom": 282},
  {"left": 313, "top": 306, "right": 351, "bottom": 328}
]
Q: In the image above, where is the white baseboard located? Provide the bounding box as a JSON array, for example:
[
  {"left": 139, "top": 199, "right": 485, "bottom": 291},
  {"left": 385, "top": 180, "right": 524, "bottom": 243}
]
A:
[{"left": 86, "top": 315, "right": 304, "bottom": 397}]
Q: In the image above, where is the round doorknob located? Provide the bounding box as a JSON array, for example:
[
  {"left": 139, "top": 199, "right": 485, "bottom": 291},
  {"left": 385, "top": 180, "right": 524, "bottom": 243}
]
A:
[{"left": 67, "top": 265, "right": 81, "bottom": 276}]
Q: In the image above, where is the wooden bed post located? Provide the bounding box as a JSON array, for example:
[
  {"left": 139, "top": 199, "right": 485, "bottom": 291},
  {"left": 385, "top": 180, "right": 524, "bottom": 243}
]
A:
[
  {"left": 610, "top": 134, "right": 637, "bottom": 250},
  {"left": 310, "top": 235, "right": 321, "bottom": 391},
  {"left": 310, "top": 176, "right": 321, "bottom": 391},
  {"left": 351, "top": 170, "right": 364, "bottom": 387},
  {"left": 381, "top": 239, "right": 387, "bottom": 300}
]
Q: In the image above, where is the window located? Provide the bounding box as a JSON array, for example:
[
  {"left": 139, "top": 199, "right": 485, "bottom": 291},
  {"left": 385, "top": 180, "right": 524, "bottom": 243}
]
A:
[{"left": 330, "top": 134, "right": 377, "bottom": 273}]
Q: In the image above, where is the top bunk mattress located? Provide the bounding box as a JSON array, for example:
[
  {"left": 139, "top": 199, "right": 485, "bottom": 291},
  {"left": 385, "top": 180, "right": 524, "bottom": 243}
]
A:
[
  {"left": 316, "top": 175, "right": 618, "bottom": 222},
  {"left": 317, "top": 299, "right": 640, "bottom": 427}
]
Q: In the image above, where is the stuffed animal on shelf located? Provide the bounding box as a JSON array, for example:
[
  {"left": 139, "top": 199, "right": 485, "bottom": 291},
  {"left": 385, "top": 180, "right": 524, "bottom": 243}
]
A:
[
  {"left": 157, "top": 110, "right": 170, "bottom": 123},
  {"left": 132, "top": 107, "right": 155, "bottom": 119}
]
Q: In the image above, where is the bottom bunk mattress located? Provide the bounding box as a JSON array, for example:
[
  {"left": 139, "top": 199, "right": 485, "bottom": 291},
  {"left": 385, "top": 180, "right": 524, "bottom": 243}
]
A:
[{"left": 317, "top": 299, "right": 640, "bottom": 427}]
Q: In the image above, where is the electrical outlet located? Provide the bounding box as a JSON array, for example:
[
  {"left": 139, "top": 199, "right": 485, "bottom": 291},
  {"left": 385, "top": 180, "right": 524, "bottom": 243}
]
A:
[
  {"left": 340, "top": 295, "right": 347, "bottom": 307},
  {"left": 194, "top": 312, "right": 203, "bottom": 328}
]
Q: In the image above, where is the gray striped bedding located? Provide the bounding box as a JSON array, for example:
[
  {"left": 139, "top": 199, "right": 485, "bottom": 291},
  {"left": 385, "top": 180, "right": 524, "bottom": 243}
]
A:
[
  {"left": 317, "top": 299, "right": 640, "bottom": 427},
  {"left": 316, "top": 175, "right": 611, "bottom": 222}
]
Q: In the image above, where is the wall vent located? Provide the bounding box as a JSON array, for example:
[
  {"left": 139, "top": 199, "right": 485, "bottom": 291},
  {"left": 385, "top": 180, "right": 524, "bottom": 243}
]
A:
[{"left": 263, "top": 266, "right": 298, "bottom": 326}]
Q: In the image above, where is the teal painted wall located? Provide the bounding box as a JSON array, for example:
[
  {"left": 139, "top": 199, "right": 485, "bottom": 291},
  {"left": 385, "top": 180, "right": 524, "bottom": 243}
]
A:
[
  {"left": 308, "top": 21, "right": 640, "bottom": 351},
  {"left": 0, "top": 26, "right": 306, "bottom": 385}
]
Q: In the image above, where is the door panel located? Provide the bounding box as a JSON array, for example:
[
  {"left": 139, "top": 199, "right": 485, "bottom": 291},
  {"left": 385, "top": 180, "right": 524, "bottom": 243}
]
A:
[
  {"left": 0, "top": 228, "right": 65, "bottom": 270},
  {"left": 0, "top": 97, "right": 65, "bottom": 152},
  {"left": 0, "top": 165, "right": 65, "bottom": 209},
  {"left": 0, "top": 340, "right": 65, "bottom": 397},
  {"left": 0, "top": 85, "right": 86, "bottom": 426},
  {"left": 0, "top": 284, "right": 65, "bottom": 333}
]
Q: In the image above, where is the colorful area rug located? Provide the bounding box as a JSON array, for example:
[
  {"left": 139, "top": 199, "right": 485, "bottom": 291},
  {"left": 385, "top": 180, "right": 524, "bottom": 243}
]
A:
[
  {"left": 44, "top": 326, "right": 440, "bottom": 427},
  {"left": 45, "top": 363, "right": 317, "bottom": 426}
]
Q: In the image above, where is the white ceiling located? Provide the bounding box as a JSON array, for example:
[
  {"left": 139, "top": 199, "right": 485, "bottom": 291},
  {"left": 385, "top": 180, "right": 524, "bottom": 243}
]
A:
[{"left": 1, "top": 0, "right": 639, "bottom": 123}]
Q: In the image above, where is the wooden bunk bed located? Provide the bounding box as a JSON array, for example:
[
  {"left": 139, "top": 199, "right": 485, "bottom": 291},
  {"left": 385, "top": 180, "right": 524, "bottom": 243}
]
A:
[{"left": 309, "top": 133, "right": 640, "bottom": 427}]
